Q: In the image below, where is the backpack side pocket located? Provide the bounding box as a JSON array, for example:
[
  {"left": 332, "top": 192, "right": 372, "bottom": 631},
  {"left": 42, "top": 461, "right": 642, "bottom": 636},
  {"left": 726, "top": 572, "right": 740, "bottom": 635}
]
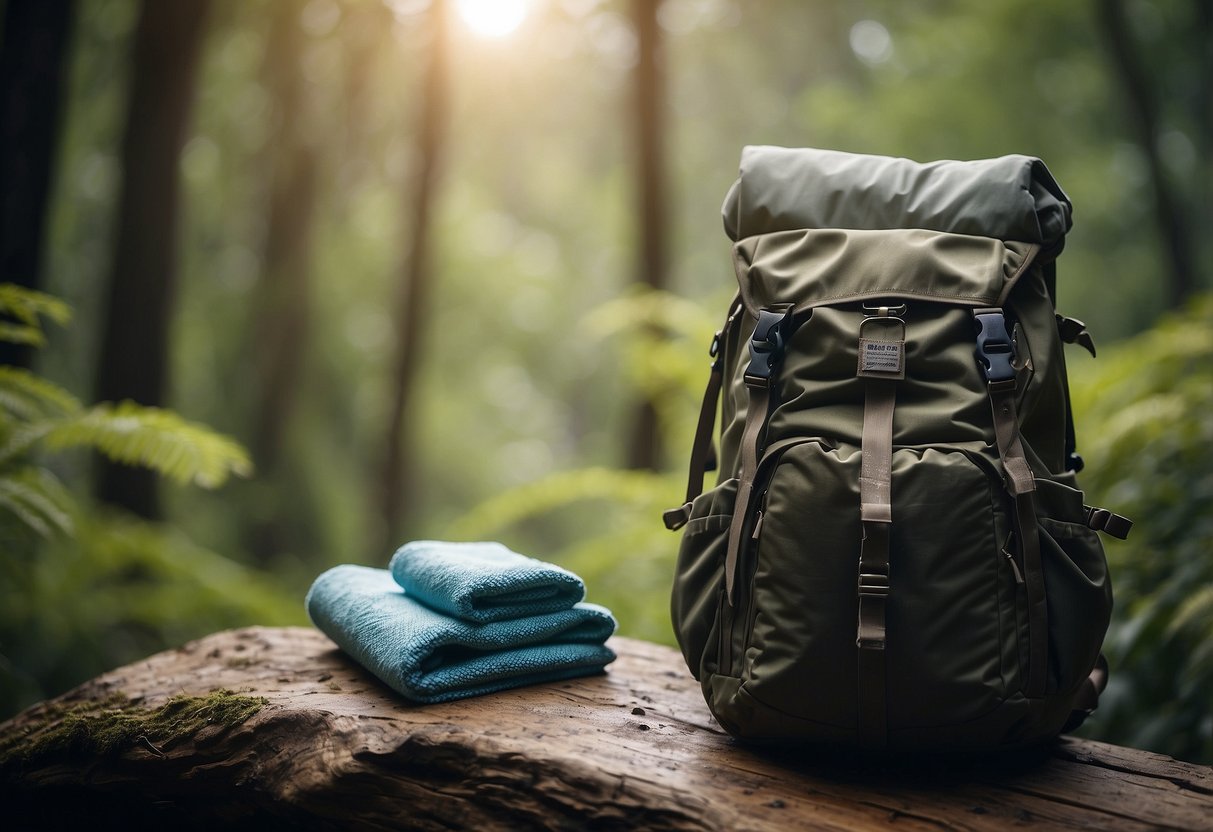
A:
[
  {"left": 1034, "top": 477, "right": 1113, "bottom": 699},
  {"left": 671, "top": 478, "right": 738, "bottom": 681}
]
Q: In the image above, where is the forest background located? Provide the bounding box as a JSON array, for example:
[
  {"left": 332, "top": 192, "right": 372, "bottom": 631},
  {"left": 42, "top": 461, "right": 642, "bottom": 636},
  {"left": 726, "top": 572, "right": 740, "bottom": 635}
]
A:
[{"left": 1, "top": 0, "right": 1210, "bottom": 764}]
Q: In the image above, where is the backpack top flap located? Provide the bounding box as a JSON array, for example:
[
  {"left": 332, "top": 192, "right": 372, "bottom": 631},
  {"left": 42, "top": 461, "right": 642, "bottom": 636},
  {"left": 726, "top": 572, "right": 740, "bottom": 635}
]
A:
[
  {"left": 732, "top": 228, "right": 1038, "bottom": 315},
  {"left": 722, "top": 146, "right": 1072, "bottom": 249}
]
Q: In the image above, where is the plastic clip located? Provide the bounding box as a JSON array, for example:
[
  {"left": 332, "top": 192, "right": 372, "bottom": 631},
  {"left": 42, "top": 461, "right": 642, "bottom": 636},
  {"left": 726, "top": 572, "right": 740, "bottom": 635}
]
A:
[
  {"left": 743, "top": 305, "right": 795, "bottom": 388},
  {"left": 973, "top": 309, "right": 1016, "bottom": 384}
]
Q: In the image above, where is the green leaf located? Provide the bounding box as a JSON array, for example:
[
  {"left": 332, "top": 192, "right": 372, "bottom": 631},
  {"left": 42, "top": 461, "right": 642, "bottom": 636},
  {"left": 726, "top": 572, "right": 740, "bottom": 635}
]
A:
[
  {"left": 0, "top": 322, "right": 47, "bottom": 348},
  {"left": 0, "top": 422, "right": 53, "bottom": 467},
  {"left": 42, "top": 401, "right": 253, "bottom": 489},
  {"left": 0, "top": 467, "right": 75, "bottom": 539},
  {"left": 0, "top": 366, "right": 82, "bottom": 418},
  {"left": 0, "top": 284, "right": 72, "bottom": 327}
]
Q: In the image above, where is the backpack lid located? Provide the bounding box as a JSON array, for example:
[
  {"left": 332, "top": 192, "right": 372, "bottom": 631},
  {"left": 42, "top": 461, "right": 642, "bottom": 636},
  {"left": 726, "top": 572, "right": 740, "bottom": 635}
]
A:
[
  {"left": 733, "top": 228, "right": 1039, "bottom": 315},
  {"left": 722, "top": 147, "right": 1072, "bottom": 252}
]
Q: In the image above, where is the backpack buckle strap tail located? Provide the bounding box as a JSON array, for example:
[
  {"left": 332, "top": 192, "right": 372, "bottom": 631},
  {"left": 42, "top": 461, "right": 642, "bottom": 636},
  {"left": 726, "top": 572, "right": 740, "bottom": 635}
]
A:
[
  {"left": 974, "top": 308, "right": 1048, "bottom": 700},
  {"left": 856, "top": 372, "right": 897, "bottom": 748},
  {"left": 1084, "top": 505, "right": 1133, "bottom": 539},
  {"left": 1057, "top": 314, "right": 1097, "bottom": 358}
]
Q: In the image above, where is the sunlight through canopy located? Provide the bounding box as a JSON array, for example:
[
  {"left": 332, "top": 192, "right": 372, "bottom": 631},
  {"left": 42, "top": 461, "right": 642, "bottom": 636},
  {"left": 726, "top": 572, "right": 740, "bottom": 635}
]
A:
[{"left": 456, "top": 0, "right": 530, "bottom": 38}]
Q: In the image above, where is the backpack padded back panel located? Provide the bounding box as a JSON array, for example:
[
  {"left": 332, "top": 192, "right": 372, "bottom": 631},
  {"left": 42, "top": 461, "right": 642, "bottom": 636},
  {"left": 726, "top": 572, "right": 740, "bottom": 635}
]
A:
[{"left": 667, "top": 147, "right": 1130, "bottom": 751}]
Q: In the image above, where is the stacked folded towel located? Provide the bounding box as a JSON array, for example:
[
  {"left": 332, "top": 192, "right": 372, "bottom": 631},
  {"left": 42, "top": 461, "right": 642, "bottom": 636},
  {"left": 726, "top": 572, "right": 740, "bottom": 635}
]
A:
[{"left": 306, "top": 541, "right": 617, "bottom": 703}]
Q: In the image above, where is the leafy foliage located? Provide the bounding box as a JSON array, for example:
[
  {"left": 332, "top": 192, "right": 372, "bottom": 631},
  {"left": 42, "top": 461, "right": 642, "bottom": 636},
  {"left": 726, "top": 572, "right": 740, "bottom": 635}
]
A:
[
  {"left": 0, "top": 284, "right": 252, "bottom": 543},
  {"left": 1070, "top": 294, "right": 1213, "bottom": 763},
  {"left": 0, "top": 285, "right": 71, "bottom": 350},
  {"left": 0, "top": 512, "right": 304, "bottom": 716},
  {"left": 41, "top": 401, "right": 252, "bottom": 488},
  {"left": 0, "top": 285, "right": 300, "bottom": 716}
]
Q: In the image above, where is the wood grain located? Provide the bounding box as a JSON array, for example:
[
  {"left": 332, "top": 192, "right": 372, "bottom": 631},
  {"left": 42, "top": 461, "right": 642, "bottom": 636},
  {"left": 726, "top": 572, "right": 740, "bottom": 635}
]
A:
[{"left": 2, "top": 626, "right": 1210, "bottom": 831}]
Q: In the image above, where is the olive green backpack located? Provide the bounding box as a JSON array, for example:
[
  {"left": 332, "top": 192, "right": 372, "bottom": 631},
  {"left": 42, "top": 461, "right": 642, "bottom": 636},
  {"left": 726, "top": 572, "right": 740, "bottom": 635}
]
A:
[{"left": 665, "top": 147, "right": 1132, "bottom": 750}]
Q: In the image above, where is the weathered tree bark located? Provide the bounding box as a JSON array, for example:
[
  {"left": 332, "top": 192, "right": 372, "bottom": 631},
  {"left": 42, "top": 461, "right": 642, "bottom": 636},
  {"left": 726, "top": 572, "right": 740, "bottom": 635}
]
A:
[
  {"left": 1097, "top": 0, "right": 1198, "bottom": 308},
  {"left": 3, "top": 626, "right": 1211, "bottom": 830},
  {"left": 92, "top": 0, "right": 211, "bottom": 519},
  {"left": 0, "top": 0, "right": 75, "bottom": 368},
  {"left": 377, "top": 0, "right": 449, "bottom": 547},
  {"left": 626, "top": 0, "right": 669, "bottom": 472}
]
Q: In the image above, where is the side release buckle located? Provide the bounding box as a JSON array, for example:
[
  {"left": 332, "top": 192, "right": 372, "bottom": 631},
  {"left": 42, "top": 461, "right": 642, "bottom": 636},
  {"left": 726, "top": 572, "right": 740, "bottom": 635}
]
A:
[
  {"left": 973, "top": 309, "right": 1016, "bottom": 384},
  {"left": 744, "top": 305, "right": 795, "bottom": 388}
]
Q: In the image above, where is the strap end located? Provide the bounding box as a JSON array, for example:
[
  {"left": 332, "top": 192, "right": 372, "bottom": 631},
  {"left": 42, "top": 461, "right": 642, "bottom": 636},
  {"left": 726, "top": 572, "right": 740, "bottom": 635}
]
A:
[{"left": 663, "top": 504, "right": 692, "bottom": 531}]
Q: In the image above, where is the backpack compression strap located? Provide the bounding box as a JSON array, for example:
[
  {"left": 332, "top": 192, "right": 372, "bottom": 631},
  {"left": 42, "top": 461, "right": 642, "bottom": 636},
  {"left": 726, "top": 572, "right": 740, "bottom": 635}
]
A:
[
  {"left": 723, "top": 305, "right": 795, "bottom": 604},
  {"left": 975, "top": 308, "right": 1047, "bottom": 700},
  {"left": 855, "top": 307, "right": 906, "bottom": 748}
]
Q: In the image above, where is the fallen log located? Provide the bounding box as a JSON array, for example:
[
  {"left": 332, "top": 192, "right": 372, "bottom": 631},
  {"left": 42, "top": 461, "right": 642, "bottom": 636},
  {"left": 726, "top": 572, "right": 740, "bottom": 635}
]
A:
[{"left": 2, "top": 626, "right": 1210, "bottom": 830}]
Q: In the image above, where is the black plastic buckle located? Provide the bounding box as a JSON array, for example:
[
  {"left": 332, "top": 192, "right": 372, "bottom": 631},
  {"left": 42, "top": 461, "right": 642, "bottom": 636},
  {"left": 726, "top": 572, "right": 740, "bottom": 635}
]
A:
[
  {"left": 743, "top": 306, "right": 795, "bottom": 388},
  {"left": 973, "top": 310, "right": 1016, "bottom": 384}
]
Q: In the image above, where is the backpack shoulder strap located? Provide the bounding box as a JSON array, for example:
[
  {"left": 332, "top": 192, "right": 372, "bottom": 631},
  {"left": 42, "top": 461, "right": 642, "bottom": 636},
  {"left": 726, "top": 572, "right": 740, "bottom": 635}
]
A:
[{"left": 662, "top": 295, "right": 745, "bottom": 531}]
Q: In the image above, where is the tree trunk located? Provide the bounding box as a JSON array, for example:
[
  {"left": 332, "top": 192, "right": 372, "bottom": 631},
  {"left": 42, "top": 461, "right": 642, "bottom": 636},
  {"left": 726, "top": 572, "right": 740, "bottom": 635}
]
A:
[
  {"left": 92, "top": 0, "right": 211, "bottom": 519},
  {"left": 1097, "top": 0, "right": 1197, "bottom": 308},
  {"left": 4, "top": 626, "right": 1212, "bottom": 830},
  {"left": 0, "top": 0, "right": 75, "bottom": 368},
  {"left": 242, "top": 0, "right": 319, "bottom": 561},
  {"left": 377, "top": 0, "right": 449, "bottom": 546},
  {"left": 1194, "top": 0, "right": 1212, "bottom": 278},
  {"left": 626, "top": 0, "right": 668, "bottom": 471}
]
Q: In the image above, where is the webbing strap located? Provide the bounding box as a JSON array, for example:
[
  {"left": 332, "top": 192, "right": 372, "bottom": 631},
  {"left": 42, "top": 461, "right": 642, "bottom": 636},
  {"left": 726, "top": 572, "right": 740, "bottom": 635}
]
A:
[
  {"left": 722, "top": 306, "right": 794, "bottom": 604},
  {"left": 975, "top": 308, "right": 1047, "bottom": 699},
  {"left": 1056, "top": 315, "right": 1093, "bottom": 472},
  {"left": 724, "top": 383, "right": 769, "bottom": 603},
  {"left": 662, "top": 297, "right": 744, "bottom": 532},
  {"left": 662, "top": 364, "right": 724, "bottom": 531},
  {"left": 857, "top": 377, "right": 895, "bottom": 748},
  {"left": 989, "top": 380, "right": 1047, "bottom": 699}
]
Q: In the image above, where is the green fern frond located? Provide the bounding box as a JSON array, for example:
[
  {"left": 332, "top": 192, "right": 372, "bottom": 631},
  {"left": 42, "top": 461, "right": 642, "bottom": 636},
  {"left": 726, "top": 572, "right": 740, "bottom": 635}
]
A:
[
  {"left": 0, "top": 284, "right": 71, "bottom": 327},
  {"left": 0, "top": 322, "right": 48, "bottom": 348},
  {"left": 0, "top": 466, "right": 75, "bottom": 539},
  {"left": 0, "top": 366, "right": 81, "bottom": 419},
  {"left": 0, "top": 422, "right": 53, "bottom": 467},
  {"left": 42, "top": 401, "right": 253, "bottom": 488}
]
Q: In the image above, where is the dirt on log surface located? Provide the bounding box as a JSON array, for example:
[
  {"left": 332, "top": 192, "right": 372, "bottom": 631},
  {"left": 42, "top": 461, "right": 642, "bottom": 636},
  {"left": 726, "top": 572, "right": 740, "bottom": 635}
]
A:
[{"left": 2, "top": 626, "right": 1211, "bottom": 831}]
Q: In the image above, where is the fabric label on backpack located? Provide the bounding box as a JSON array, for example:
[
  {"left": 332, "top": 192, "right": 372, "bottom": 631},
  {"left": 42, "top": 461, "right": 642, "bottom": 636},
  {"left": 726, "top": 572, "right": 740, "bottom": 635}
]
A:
[{"left": 858, "top": 338, "right": 905, "bottom": 379}]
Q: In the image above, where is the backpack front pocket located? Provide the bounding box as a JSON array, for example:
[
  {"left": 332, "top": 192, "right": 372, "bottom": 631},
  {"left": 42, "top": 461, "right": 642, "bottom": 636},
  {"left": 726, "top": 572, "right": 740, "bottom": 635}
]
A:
[
  {"left": 884, "top": 448, "right": 1019, "bottom": 729},
  {"left": 735, "top": 444, "right": 1019, "bottom": 736},
  {"left": 735, "top": 440, "right": 861, "bottom": 730}
]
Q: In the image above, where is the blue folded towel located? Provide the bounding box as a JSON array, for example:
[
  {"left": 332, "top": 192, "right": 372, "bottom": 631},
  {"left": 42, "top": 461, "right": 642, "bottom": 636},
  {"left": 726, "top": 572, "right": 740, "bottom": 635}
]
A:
[
  {"left": 306, "top": 565, "right": 616, "bottom": 703},
  {"left": 389, "top": 540, "right": 586, "bottom": 624}
]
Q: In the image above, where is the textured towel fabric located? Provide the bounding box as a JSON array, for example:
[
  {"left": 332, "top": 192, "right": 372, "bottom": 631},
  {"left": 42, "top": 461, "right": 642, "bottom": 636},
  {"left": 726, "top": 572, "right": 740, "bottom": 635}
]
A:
[
  {"left": 306, "top": 565, "right": 616, "bottom": 703},
  {"left": 389, "top": 540, "right": 586, "bottom": 624}
]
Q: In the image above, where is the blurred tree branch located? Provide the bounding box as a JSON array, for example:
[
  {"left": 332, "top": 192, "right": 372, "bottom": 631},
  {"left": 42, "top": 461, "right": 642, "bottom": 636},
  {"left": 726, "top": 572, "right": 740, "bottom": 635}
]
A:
[
  {"left": 1096, "top": 0, "right": 1196, "bottom": 308},
  {"left": 626, "top": 0, "right": 669, "bottom": 471},
  {"left": 378, "top": 0, "right": 449, "bottom": 545}
]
